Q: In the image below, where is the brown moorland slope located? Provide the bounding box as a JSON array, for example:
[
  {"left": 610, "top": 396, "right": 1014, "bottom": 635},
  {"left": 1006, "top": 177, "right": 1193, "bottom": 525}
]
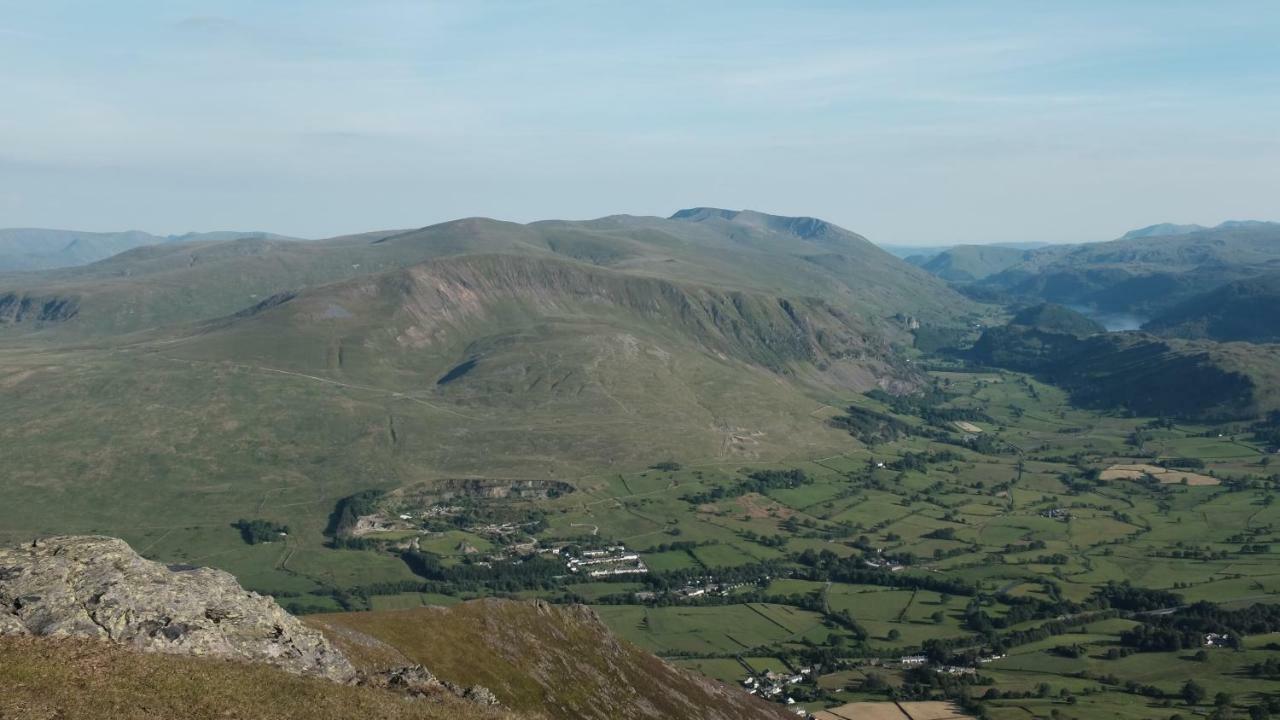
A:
[
  {"left": 309, "top": 599, "right": 793, "bottom": 720},
  {"left": 0, "top": 634, "right": 522, "bottom": 720}
]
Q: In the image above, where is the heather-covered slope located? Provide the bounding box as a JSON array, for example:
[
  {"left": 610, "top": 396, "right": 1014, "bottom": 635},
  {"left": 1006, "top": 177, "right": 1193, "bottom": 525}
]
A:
[{"left": 310, "top": 599, "right": 793, "bottom": 720}]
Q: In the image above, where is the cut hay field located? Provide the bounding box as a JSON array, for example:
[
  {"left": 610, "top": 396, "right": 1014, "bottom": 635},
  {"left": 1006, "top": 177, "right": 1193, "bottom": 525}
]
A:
[{"left": 1100, "top": 463, "right": 1221, "bottom": 485}]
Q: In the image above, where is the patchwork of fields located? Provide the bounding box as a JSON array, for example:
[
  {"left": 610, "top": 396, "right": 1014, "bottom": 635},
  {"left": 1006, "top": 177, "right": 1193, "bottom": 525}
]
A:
[{"left": 10, "top": 353, "right": 1279, "bottom": 718}]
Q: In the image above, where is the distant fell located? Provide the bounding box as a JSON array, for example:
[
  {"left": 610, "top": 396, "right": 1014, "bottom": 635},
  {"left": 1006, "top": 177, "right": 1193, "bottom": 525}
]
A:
[
  {"left": 0, "top": 228, "right": 298, "bottom": 272},
  {"left": 0, "top": 209, "right": 973, "bottom": 337},
  {"left": 1119, "top": 222, "right": 1208, "bottom": 240},
  {"left": 919, "top": 244, "right": 1030, "bottom": 282},
  {"left": 972, "top": 221, "right": 1280, "bottom": 317},
  {"left": 670, "top": 207, "right": 845, "bottom": 242}
]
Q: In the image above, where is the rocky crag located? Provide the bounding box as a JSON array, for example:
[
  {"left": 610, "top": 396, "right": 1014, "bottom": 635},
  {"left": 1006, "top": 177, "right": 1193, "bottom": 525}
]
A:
[{"left": 0, "top": 535, "right": 357, "bottom": 681}]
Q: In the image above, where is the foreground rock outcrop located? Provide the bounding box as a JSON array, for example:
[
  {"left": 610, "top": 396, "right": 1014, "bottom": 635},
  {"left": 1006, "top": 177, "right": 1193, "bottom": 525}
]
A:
[{"left": 0, "top": 535, "right": 356, "bottom": 681}]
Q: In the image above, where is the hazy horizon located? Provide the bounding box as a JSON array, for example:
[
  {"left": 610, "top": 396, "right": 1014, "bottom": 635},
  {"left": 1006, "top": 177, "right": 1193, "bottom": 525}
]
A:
[
  {"left": 3, "top": 1, "right": 1278, "bottom": 246},
  {"left": 2, "top": 210, "right": 1274, "bottom": 250}
]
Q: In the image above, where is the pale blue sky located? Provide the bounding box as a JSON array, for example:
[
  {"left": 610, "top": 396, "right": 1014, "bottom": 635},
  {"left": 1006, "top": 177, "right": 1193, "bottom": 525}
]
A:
[{"left": 1, "top": 1, "right": 1277, "bottom": 244}]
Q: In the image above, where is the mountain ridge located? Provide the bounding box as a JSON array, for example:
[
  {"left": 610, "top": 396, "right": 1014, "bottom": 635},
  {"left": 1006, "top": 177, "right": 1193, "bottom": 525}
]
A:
[{"left": 0, "top": 209, "right": 974, "bottom": 337}]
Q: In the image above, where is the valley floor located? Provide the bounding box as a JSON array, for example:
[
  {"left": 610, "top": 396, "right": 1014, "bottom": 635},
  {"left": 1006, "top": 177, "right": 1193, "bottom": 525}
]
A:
[{"left": 4, "top": 344, "right": 1280, "bottom": 718}]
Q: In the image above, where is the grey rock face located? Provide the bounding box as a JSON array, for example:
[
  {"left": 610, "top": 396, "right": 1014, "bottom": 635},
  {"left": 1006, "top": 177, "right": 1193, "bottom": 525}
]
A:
[{"left": 0, "top": 536, "right": 356, "bottom": 682}]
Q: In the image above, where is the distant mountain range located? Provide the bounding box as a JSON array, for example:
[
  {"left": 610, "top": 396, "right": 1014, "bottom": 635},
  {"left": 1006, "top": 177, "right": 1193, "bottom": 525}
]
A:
[
  {"left": 911, "top": 221, "right": 1280, "bottom": 342},
  {"left": 0, "top": 228, "right": 299, "bottom": 272},
  {"left": 878, "top": 241, "right": 1048, "bottom": 261}
]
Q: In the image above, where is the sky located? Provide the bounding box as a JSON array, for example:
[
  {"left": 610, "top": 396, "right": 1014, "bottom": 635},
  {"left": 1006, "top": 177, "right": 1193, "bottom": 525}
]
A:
[{"left": 1, "top": 1, "right": 1278, "bottom": 246}]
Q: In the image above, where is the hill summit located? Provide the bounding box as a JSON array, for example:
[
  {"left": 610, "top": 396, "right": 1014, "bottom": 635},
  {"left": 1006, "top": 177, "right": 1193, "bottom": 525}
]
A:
[{"left": 669, "top": 207, "right": 845, "bottom": 241}]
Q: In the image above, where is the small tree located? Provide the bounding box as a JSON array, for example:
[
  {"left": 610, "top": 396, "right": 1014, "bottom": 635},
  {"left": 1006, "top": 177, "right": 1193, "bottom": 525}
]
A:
[{"left": 1183, "top": 679, "right": 1207, "bottom": 705}]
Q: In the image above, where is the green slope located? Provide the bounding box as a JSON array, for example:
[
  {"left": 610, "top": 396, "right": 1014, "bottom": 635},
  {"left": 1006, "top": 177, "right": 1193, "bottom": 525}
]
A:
[
  {"left": 0, "top": 252, "right": 906, "bottom": 592},
  {"left": 0, "top": 209, "right": 975, "bottom": 339},
  {"left": 0, "top": 209, "right": 962, "bottom": 598},
  {"left": 175, "top": 252, "right": 911, "bottom": 393}
]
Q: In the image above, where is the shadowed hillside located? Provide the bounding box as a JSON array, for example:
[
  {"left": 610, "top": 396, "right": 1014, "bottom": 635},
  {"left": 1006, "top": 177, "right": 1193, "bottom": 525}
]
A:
[
  {"left": 972, "top": 322, "right": 1280, "bottom": 419},
  {"left": 1145, "top": 273, "right": 1280, "bottom": 343},
  {"left": 1008, "top": 303, "right": 1106, "bottom": 337}
]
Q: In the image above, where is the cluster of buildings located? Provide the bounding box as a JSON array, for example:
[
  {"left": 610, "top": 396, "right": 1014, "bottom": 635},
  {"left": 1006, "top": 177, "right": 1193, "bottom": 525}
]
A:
[
  {"left": 742, "top": 668, "right": 814, "bottom": 713},
  {"left": 561, "top": 544, "right": 648, "bottom": 577},
  {"left": 1204, "top": 632, "right": 1231, "bottom": 647},
  {"left": 674, "top": 578, "right": 750, "bottom": 599},
  {"left": 900, "top": 653, "right": 1003, "bottom": 671}
]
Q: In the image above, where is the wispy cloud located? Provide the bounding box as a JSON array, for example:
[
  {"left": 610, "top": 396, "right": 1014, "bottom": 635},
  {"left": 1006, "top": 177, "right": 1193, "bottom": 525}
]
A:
[{"left": 0, "top": 1, "right": 1276, "bottom": 241}]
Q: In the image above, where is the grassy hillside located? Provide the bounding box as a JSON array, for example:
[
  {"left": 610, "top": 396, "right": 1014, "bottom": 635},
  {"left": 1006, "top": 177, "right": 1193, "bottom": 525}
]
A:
[
  {"left": 174, "top": 252, "right": 914, "bottom": 394},
  {"left": 0, "top": 253, "right": 893, "bottom": 596},
  {"left": 0, "top": 209, "right": 975, "bottom": 338},
  {"left": 0, "top": 211, "right": 965, "bottom": 601},
  {"left": 0, "top": 635, "right": 520, "bottom": 720},
  {"left": 1145, "top": 273, "right": 1280, "bottom": 343},
  {"left": 309, "top": 599, "right": 792, "bottom": 720}
]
